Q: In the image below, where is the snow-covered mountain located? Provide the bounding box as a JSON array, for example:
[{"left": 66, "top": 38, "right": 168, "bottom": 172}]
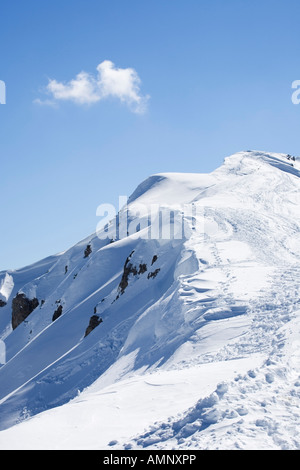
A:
[{"left": 0, "top": 150, "right": 299, "bottom": 450}]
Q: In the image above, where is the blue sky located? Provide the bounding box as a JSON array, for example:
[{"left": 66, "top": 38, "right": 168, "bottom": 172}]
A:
[{"left": 1, "top": 0, "right": 300, "bottom": 270}]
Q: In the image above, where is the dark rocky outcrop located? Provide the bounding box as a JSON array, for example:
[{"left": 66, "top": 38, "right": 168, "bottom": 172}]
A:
[
  {"left": 52, "top": 305, "right": 63, "bottom": 322},
  {"left": 0, "top": 300, "right": 7, "bottom": 308},
  {"left": 84, "top": 315, "right": 103, "bottom": 337},
  {"left": 147, "top": 268, "right": 161, "bottom": 279},
  {"left": 12, "top": 293, "right": 39, "bottom": 330},
  {"left": 84, "top": 244, "right": 92, "bottom": 258},
  {"left": 138, "top": 263, "right": 147, "bottom": 275},
  {"left": 118, "top": 251, "right": 137, "bottom": 295},
  {"left": 151, "top": 255, "right": 158, "bottom": 266},
  {"left": 116, "top": 251, "right": 158, "bottom": 299}
]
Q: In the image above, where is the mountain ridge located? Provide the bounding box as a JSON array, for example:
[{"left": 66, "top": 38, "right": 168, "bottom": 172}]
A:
[{"left": 0, "top": 150, "right": 299, "bottom": 449}]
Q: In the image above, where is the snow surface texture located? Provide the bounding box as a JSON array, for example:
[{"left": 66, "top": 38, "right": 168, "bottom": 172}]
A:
[{"left": 0, "top": 150, "right": 299, "bottom": 450}]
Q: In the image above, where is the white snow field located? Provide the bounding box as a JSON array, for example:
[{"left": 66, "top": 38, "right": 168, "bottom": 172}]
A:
[{"left": 0, "top": 150, "right": 299, "bottom": 450}]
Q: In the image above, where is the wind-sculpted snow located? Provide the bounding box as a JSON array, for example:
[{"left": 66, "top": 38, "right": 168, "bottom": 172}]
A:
[
  {"left": 0, "top": 150, "right": 299, "bottom": 449},
  {"left": 122, "top": 266, "right": 300, "bottom": 450}
]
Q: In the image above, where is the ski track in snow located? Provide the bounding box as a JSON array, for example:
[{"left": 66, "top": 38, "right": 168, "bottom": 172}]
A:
[
  {"left": 120, "top": 265, "right": 300, "bottom": 450},
  {"left": 0, "top": 150, "right": 299, "bottom": 450}
]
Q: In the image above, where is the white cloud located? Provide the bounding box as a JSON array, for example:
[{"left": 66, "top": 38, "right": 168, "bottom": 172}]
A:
[
  {"left": 37, "top": 61, "right": 149, "bottom": 113},
  {"left": 47, "top": 71, "right": 100, "bottom": 105},
  {"left": 96, "top": 60, "right": 149, "bottom": 113}
]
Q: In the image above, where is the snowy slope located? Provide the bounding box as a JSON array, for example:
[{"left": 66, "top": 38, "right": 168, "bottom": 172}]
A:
[{"left": 0, "top": 150, "right": 299, "bottom": 450}]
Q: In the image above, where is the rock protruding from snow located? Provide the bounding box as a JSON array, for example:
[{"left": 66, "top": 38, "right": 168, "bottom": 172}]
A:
[
  {"left": 117, "top": 251, "right": 137, "bottom": 296},
  {"left": 11, "top": 293, "right": 39, "bottom": 330},
  {"left": 84, "top": 315, "right": 103, "bottom": 337},
  {"left": 84, "top": 244, "right": 92, "bottom": 258},
  {"left": 52, "top": 305, "right": 63, "bottom": 322}
]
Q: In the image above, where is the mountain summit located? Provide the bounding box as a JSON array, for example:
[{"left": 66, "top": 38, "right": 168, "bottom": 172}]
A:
[{"left": 0, "top": 150, "right": 299, "bottom": 449}]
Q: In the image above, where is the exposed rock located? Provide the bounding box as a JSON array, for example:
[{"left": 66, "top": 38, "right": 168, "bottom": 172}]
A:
[
  {"left": 118, "top": 251, "right": 137, "bottom": 295},
  {"left": 12, "top": 293, "right": 39, "bottom": 330},
  {"left": 151, "top": 255, "right": 158, "bottom": 266},
  {"left": 84, "top": 315, "right": 103, "bottom": 337},
  {"left": 52, "top": 305, "right": 63, "bottom": 322},
  {"left": 0, "top": 300, "right": 7, "bottom": 308},
  {"left": 84, "top": 244, "right": 92, "bottom": 258},
  {"left": 116, "top": 252, "right": 150, "bottom": 298},
  {"left": 147, "top": 268, "right": 161, "bottom": 280},
  {"left": 138, "top": 263, "right": 147, "bottom": 275}
]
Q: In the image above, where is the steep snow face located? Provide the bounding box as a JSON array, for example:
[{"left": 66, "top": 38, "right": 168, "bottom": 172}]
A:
[{"left": 0, "top": 150, "right": 299, "bottom": 449}]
